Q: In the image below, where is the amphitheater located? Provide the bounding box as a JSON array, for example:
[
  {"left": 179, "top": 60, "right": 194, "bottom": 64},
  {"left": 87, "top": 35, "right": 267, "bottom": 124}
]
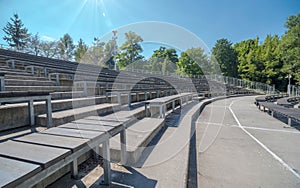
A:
[{"left": 0, "top": 48, "right": 299, "bottom": 188}]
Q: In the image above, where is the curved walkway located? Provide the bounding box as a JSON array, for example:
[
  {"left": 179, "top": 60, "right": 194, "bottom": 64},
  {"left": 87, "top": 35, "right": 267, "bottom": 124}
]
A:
[{"left": 193, "top": 96, "right": 300, "bottom": 188}]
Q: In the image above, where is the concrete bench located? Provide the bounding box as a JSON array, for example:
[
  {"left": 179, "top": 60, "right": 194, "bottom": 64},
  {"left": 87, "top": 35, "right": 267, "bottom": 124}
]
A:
[
  {"left": 0, "top": 130, "right": 107, "bottom": 186},
  {"left": 255, "top": 94, "right": 285, "bottom": 105},
  {"left": 0, "top": 156, "right": 41, "bottom": 188},
  {"left": 36, "top": 103, "right": 118, "bottom": 127},
  {"left": 49, "top": 72, "right": 74, "bottom": 86},
  {"left": 0, "top": 140, "right": 73, "bottom": 187},
  {"left": 1, "top": 115, "right": 133, "bottom": 187},
  {"left": 106, "top": 117, "right": 165, "bottom": 164},
  {"left": 258, "top": 102, "right": 300, "bottom": 126},
  {"left": 104, "top": 105, "right": 146, "bottom": 120},
  {"left": 0, "top": 91, "right": 52, "bottom": 128},
  {"left": 25, "top": 65, "right": 47, "bottom": 77},
  {"left": 60, "top": 116, "right": 132, "bottom": 167},
  {"left": 145, "top": 93, "right": 194, "bottom": 118},
  {"left": 105, "top": 88, "right": 174, "bottom": 107},
  {"left": 277, "top": 97, "right": 300, "bottom": 108}
]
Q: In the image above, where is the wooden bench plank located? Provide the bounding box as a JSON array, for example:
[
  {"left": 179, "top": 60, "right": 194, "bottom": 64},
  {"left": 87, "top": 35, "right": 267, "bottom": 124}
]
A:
[
  {"left": 0, "top": 141, "right": 71, "bottom": 168},
  {"left": 0, "top": 157, "right": 41, "bottom": 188},
  {"left": 14, "top": 133, "right": 88, "bottom": 152}
]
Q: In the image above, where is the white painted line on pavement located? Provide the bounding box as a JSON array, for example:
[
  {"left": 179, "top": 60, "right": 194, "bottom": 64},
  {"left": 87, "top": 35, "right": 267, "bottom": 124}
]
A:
[
  {"left": 197, "top": 121, "right": 300, "bottom": 134},
  {"left": 229, "top": 100, "right": 300, "bottom": 180},
  {"left": 197, "top": 121, "right": 237, "bottom": 127},
  {"left": 241, "top": 126, "right": 300, "bottom": 134}
]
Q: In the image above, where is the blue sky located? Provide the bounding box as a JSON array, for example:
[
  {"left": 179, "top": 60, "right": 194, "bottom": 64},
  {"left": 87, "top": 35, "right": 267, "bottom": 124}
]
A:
[{"left": 0, "top": 0, "right": 299, "bottom": 57}]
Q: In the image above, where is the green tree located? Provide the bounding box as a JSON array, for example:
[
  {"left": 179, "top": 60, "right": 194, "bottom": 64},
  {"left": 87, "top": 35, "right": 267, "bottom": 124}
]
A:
[
  {"left": 280, "top": 13, "right": 300, "bottom": 84},
  {"left": 26, "top": 33, "right": 41, "bottom": 56},
  {"left": 39, "top": 40, "right": 60, "bottom": 58},
  {"left": 152, "top": 47, "right": 178, "bottom": 64},
  {"left": 212, "top": 38, "right": 238, "bottom": 77},
  {"left": 3, "top": 13, "right": 29, "bottom": 50},
  {"left": 74, "top": 38, "right": 88, "bottom": 62},
  {"left": 176, "top": 48, "right": 209, "bottom": 76},
  {"left": 115, "top": 31, "right": 144, "bottom": 70},
  {"left": 149, "top": 46, "right": 178, "bottom": 73},
  {"left": 103, "top": 39, "right": 118, "bottom": 69},
  {"left": 79, "top": 37, "right": 106, "bottom": 66},
  {"left": 58, "top": 33, "right": 75, "bottom": 60},
  {"left": 260, "top": 35, "right": 285, "bottom": 89},
  {"left": 285, "top": 13, "right": 300, "bottom": 30},
  {"left": 234, "top": 37, "right": 265, "bottom": 81}
]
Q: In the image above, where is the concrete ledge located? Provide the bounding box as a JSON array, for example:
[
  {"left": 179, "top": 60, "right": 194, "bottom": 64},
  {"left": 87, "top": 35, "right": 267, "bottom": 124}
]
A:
[
  {"left": 5, "top": 85, "right": 72, "bottom": 92},
  {"left": 101, "top": 118, "right": 165, "bottom": 164},
  {"left": 37, "top": 103, "right": 119, "bottom": 127}
]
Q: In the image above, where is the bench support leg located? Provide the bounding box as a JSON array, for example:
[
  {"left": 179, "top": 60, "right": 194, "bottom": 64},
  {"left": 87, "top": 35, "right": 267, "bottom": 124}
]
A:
[
  {"left": 172, "top": 101, "right": 175, "bottom": 112},
  {"left": 71, "top": 159, "right": 78, "bottom": 179},
  {"left": 31, "top": 66, "right": 34, "bottom": 76},
  {"left": 46, "top": 97, "right": 53, "bottom": 128},
  {"left": 44, "top": 68, "right": 47, "bottom": 77},
  {"left": 94, "top": 145, "right": 100, "bottom": 159},
  {"left": 102, "top": 140, "right": 111, "bottom": 185},
  {"left": 117, "top": 93, "right": 121, "bottom": 105},
  {"left": 288, "top": 118, "right": 292, "bottom": 126},
  {"left": 6, "top": 60, "right": 15, "bottom": 69},
  {"left": 145, "top": 104, "right": 148, "bottom": 117},
  {"left": 83, "top": 81, "right": 87, "bottom": 96},
  {"left": 120, "top": 129, "right": 127, "bottom": 165},
  {"left": 128, "top": 93, "right": 131, "bottom": 107},
  {"left": 56, "top": 74, "right": 60, "bottom": 86},
  {"left": 28, "top": 100, "right": 35, "bottom": 126},
  {"left": 180, "top": 99, "right": 182, "bottom": 108},
  {"left": 0, "top": 76, "right": 5, "bottom": 92},
  {"left": 136, "top": 92, "right": 140, "bottom": 102},
  {"left": 159, "top": 106, "right": 163, "bottom": 118},
  {"left": 106, "top": 93, "right": 109, "bottom": 103}
]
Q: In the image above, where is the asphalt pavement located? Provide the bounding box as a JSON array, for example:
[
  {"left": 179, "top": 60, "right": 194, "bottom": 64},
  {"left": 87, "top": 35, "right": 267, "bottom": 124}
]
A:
[{"left": 193, "top": 96, "right": 300, "bottom": 188}]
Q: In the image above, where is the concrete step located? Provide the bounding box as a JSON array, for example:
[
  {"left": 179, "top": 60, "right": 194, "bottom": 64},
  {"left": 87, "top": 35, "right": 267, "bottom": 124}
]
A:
[
  {"left": 49, "top": 96, "right": 107, "bottom": 112},
  {"left": 50, "top": 91, "right": 86, "bottom": 100},
  {"left": 5, "top": 79, "right": 54, "bottom": 86},
  {"left": 5, "top": 74, "right": 50, "bottom": 81},
  {"left": 0, "top": 96, "right": 107, "bottom": 131},
  {"left": 36, "top": 103, "right": 119, "bottom": 127},
  {"left": 5, "top": 86, "right": 72, "bottom": 92},
  {"left": 0, "top": 69, "right": 32, "bottom": 76},
  {"left": 0, "top": 65, "right": 9, "bottom": 69},
  {"left": 102, "top": 118, "right": 165, "bottom": 164},
  {"left": 104, "top": 105, "right": 146, "bottom": 120}
]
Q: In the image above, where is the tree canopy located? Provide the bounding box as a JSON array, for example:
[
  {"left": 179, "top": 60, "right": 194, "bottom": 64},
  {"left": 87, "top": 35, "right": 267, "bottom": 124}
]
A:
[
  {"left": 176, "top": 48, "right": 209, "bottom": 76},
  {"left": 212, "top": 38, "right": 238, "bottom": 77},
  {"left": 115, "top": 31, "right": 144, "bottom": 70},
  {"left": 58, "top": 33, "right": 75, "bottom": 61},
  {"left": 149, "top": 46, "right": 178, "bottom": 74},
  {"left": 3, "top": 13, "right": 29, "bottom": 50}
]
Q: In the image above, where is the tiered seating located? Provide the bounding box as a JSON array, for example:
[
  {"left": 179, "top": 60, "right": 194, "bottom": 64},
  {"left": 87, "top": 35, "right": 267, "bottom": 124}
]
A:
[
  {"left": 255, "top": 94, "right": 288, "bottom": 105},
  {"left": 277, "top": 97, "right": 300, "bottom": 108},
  {"left": 0, "top": 48, "right": 255, "bottom": 187},
  {"left": 258, "top": 101, "right": 300, "bottom": 126}
]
